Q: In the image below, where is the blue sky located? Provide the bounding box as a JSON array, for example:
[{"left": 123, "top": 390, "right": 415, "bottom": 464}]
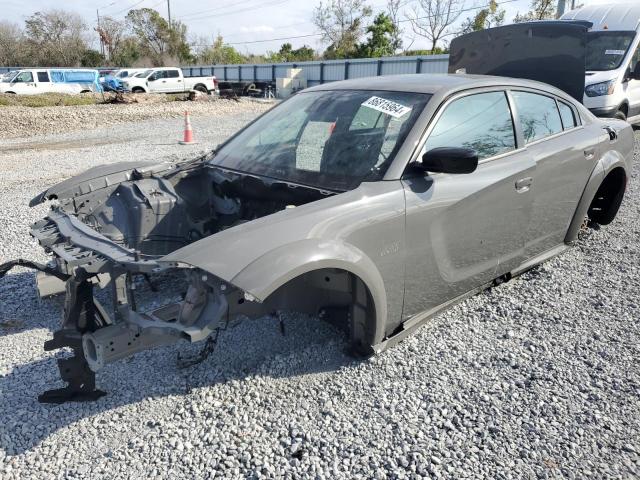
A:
[{"left": 0, "top": 0, "right": 610, "bottom": 54}]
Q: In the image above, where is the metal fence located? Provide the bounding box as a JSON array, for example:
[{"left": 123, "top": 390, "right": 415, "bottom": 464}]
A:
[
  {"left": 0, "top": 55, "right": 450, "bottom": 85},
  {"left": 182, "top": 55, "right": 450, "bottom": 86}
]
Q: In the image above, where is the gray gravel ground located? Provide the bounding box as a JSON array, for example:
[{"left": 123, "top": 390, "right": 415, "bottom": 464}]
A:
[{"left": 0, "top": 105, "right": 638, "bottom": 479}]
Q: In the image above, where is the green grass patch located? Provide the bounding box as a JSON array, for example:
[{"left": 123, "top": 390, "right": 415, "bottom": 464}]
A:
[{"left": 0, "top": 93, "right": 98, "bottom": 107}]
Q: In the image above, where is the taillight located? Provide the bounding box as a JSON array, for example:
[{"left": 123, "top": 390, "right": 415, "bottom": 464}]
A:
[{"left": 213, "top": 77, "right": 218, "bottom": 88}]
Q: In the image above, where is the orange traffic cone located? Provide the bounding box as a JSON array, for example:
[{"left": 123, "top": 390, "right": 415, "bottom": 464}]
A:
[{"left": 179, "top": 111, "right": 196, "bottom": 145}]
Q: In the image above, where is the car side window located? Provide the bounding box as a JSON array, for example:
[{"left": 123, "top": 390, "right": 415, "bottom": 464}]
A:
[
  {"left": 422, "top": 91, "right": 516, "bottom": 160},
  {"left": 167, "top": 70, "right": 180, "bottom": 78},
  {"left": 15, "top": 72, "right": 33, "bottom": 83},
  {"left": 557, "top": 101, "right": 577, "bottom": 130},
  {"left": 37, "top": 71, "right": 49, "bottom": 82},
  {"left": 512, "top": 91, "right": 563, "bottom": 143}
]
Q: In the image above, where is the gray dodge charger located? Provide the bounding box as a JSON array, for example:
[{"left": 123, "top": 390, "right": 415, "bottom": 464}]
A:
[{"left": 2, "top": 74, "right": 634, "bottom": 402}]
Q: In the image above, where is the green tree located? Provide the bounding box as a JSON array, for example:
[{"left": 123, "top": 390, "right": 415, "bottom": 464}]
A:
[
  {"left": 514, "top": 0, "right": 556, "bottom": 22},
  {"left": 266, "top": 43, "right": 317, "bottom": 62},
  {"left": 313, "top": 0, "right": 372, "bottom": 59},
  {"left": 461, "top": 0, "right": 505, "bottom": 33},
  {"left": 110, "top": 37, "right": 143, "bottom": 67},
  {"left": 197, "top": 35, "right": 246, "bottom": 64},
  {"left": 357, "top": 13, "right": 399, "bottom": 58},
  {"left": 80, "top": 49, "right": 105, "bottom": 67},
  {"left": 126, "top": 8, "right": 192, "bottom": 65}
]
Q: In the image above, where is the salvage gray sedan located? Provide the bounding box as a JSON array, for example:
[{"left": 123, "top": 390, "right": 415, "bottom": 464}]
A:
[{"left": 2, "top": 74, "right": 634, "bottom": 402}]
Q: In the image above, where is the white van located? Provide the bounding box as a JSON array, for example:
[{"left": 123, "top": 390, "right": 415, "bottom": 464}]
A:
[
  {"left": 0, "top": 69, "right": 101, "bottom": 95},
  {"left": 562, "top": 3, "right": 640, "bottom": 124}
]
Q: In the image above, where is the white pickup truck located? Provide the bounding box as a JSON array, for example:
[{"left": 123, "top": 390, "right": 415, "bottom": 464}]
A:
[
  {"left": 0, "top": 69, "right": 100, "bottom": 94},
  {"left": 121, "top": 67, "right": 218, "bottom": 95}
]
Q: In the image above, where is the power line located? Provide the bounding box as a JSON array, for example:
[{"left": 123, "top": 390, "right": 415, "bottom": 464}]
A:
[
  {"left": 178, "top": 0, "right": 250, "bottom": 20},
  {"left": 209, "top": 0, "right": 520, "bottom": 46},
  {"left": 180, "top": 0, "right": 292, "bottom": 23}
]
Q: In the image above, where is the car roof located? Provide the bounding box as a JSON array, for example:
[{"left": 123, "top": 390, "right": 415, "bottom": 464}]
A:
[
  {"left": 561, "top": 3, "right": 640, "bottom": 32},
  {"left": 305, "top": 73, "right": 570, "bottom": 98}
]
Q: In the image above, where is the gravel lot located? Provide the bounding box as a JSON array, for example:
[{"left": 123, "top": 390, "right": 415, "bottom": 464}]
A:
[
  {"left": 0, "top": 103, "right": 638, "bottom": 479},
  {"left": 0, "top": 96, "right": 272, "bottom": 138}
]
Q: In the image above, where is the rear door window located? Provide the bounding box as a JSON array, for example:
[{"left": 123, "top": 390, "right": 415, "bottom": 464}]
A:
[
  {"left": 512, "top": 91, "right": 563, "bottom": 143},
  {"left": 167, "top": 69, "right": 180, "bottom": 78},
  {"left": 37, "top": 71, "right": 49, "bottom": 82},
  {"left": 422, "top": 91, "right": 516, "bottom": 160},
  {"left": 557, "top": 101, "right": 577, "bottom": 130}
]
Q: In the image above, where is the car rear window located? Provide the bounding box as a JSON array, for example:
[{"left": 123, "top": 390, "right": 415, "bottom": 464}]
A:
[
  {"left": 557, "top": 101, "right": 577, "bottom": 130},
  {"left": 512, "top": 91, "right": 563, "bottom": 143}
]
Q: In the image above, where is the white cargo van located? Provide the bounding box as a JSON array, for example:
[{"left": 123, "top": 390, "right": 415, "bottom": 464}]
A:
[{"left": 562, "top": 3, "right": 640, "bottom": 123}]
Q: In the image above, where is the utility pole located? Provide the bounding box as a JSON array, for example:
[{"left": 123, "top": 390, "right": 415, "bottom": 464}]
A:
[
  {"left": 96, "top": 9, "right": 104, "bottom": 56},
  {"left": 167, "top": 0, "right": 171, "bottom": 26}
]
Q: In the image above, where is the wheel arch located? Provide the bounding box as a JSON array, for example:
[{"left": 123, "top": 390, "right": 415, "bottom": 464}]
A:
[
  {"left": 230, "top": 239, "right": 389, "bottom": 348},
  {"left": 565, "top": 154, "right": 628, "bottom": 243}
]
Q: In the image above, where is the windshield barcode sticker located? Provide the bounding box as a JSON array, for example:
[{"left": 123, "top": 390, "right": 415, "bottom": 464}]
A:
[
  {"left": 361, "top": 96, "right": 412, "bottom": 118},
  {"left": 605, "top": 49, "right": 625, "bottom": 55}
]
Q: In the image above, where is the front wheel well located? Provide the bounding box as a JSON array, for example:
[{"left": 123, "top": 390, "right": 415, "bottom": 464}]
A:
[
  {"left": 588, "top": 167, "right": 627, "bottom": 225},
  {"left": 263, "top": 268, "right": 377, "bottom": 355}
]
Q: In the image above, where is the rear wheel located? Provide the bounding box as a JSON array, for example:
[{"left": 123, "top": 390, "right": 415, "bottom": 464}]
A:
[{"left": 194, "top": 84, "right": 208, "bottom": 94}]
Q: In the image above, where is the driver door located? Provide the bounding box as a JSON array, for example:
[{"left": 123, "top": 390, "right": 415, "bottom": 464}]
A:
[
  {"left": 402, "top": 90, "right": 535, "bottom": 319},
  {"left": 12, "top": 71, "right": 37, "bottom": 94}
]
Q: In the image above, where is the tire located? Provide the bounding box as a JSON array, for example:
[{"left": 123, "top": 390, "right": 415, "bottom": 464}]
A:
[
  {"left": 614, "top": 108, "right": 627, "bottom": 121},
  {"left": 132, "top": 87, "right": 145, "bottom": 93},
  {"left": 194, "top": 84, "right": 208, "bottom": 94},
  {"left": 5, "top": 91, "right": 16, "bottom": 94}
]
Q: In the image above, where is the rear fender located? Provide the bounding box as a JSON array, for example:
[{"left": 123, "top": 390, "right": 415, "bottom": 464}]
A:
[{"left": 565, "top": 149, "right": 627, "bottom": 243}]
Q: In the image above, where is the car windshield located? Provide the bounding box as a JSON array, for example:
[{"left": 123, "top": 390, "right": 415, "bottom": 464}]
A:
[
  {"left": 586, "top": 31, "right": 636, "bottom": 71},
  {"left": 210, "top": 89, "right": 430, "bottom": 191},
  {"left": 1, "top": 71, "right": 17, "bottom": 83},
  {"left": 136, "top": 70, "right": 153, "bottom": 78}
]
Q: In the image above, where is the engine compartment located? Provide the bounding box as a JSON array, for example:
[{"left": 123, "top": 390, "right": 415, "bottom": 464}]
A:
[{"left": 71, "top": 164, "right": 335, "bottom": 257}]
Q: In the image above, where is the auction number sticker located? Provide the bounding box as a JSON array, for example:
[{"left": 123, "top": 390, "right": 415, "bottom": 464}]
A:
[
  {"left": 361, "top": 96, "right": 412, "bottom": 118},
  {"left": 605, "top": 49, "right": 625, "bottom": 55}
]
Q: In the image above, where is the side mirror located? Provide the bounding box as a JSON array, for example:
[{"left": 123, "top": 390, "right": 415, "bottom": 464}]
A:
[
  {"left": 412, "top": 147, "right": 478, "bottom": 174},
  {"left": 631, "top": 63, "right": 640, "bottom": 81}
]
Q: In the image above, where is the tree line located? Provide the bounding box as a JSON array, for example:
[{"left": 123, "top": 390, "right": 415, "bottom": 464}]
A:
[{"left": 0, "top": 0, "right": 556, "bottom": 68}]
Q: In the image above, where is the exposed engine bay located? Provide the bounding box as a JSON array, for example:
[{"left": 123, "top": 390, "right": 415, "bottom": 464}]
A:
[{"left": 5, "top": 158, "right": 339, "bottom": 403}]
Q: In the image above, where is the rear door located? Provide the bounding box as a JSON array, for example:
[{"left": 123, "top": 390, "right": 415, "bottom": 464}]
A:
[
  {"left": 163, "top": 69, "right": 183, "bottom": 92},
  {"left": 402, "top": 90, "right": 535, "bottom": 319},
  {"left": 510, "top": 90, "right": 599, "bottom": 257},
  {"left": 35, "top": 70, "right": 53, "bottom": 92}
]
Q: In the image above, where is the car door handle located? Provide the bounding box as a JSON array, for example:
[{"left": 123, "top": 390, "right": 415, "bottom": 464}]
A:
[
  {"left": 583, "top": 148, "right": 595, "bottom": 159},
  {"left": 515, "top": 177, "right": 533, "bottom": 193}
]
